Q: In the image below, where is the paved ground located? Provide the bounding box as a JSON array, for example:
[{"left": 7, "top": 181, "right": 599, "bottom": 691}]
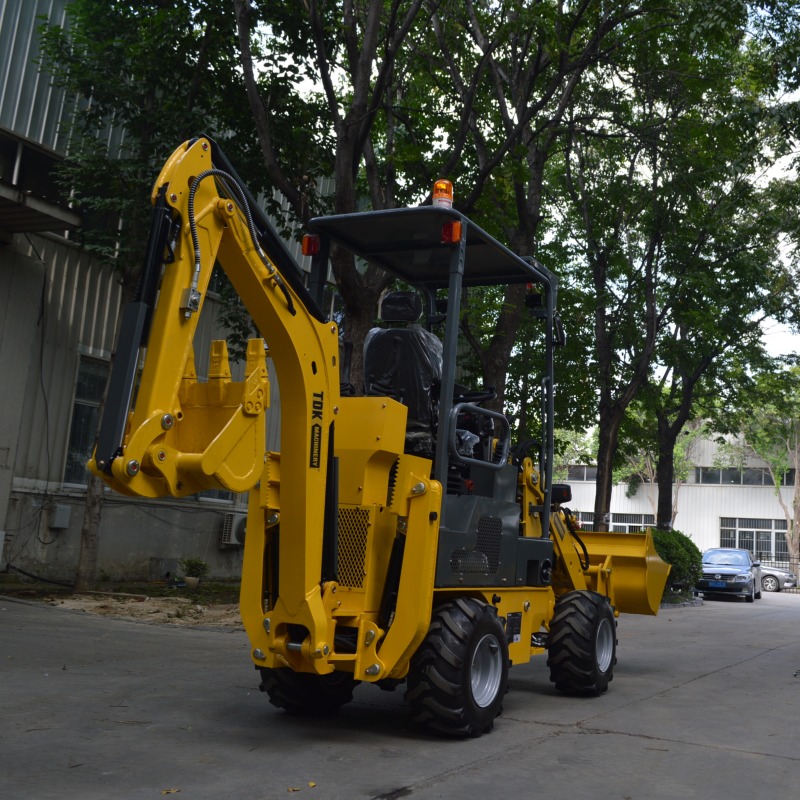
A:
[{"left": 1, "top": 591, "right": 799, "bottom": 800}]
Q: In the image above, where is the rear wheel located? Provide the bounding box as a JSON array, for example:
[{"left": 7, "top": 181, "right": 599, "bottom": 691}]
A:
[
  {"left": 547, "top": 591, "right": 617, "bottom": 696},
  {"left": 406, "top": 597, "right": 508, "bottom": 737},
  {"left": 259, "top": 668, "right": 357, "bottom": 715}
]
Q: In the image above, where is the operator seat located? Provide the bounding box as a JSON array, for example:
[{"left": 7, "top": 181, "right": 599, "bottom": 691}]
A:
[{"left": 363, "top": 291, "right": 443, "bottom": 458}]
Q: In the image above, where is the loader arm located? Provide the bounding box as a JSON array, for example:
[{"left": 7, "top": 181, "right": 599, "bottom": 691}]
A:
[{"left": 89, "top": 136, "right": 340, "bottom": 615}]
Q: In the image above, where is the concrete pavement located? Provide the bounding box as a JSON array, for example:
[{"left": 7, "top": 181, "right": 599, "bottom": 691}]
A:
[{"left": 1, "top": 592, "right": 799, "bottom": 799}]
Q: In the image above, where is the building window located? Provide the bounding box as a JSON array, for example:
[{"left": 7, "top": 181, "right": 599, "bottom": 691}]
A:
[
  {"left": 64, "top": 359, "right": 109, "bottom": 485},
  {"left": 720, "top": 468, "right": 740, "bottom": 484},
  {"left": 718, "top": 517, "right": 789, "bottom": 560},
  {"left": 697, "top": 467, "right": 722, "bottom": 484},
  {"left": 567, "top": 465, "right": 597, "bottom": 481},
  {"left": 696, "top": 467, "right": 773, "bottom": 486},
  {"left": 575, "top": 511, "right": 654, "bottom": 533}
]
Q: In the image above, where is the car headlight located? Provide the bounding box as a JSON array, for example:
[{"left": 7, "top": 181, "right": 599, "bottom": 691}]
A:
[{"left": 733, "top": 573, "right": 751, "bottom": 583}]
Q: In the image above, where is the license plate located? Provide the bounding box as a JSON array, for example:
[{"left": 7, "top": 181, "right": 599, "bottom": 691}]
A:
[{"left": 708, "top": 580, "right": 727, "bottom": 588}]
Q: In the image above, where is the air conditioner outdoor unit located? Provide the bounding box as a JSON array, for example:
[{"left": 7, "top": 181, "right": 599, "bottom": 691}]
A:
[{"left": 220, "top": 512, "right": 247, "bottom": 548}]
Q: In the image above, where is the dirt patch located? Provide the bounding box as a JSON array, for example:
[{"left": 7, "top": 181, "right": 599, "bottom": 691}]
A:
[{"left": 41, "top": 591, "right": 243, "bottom": 629}]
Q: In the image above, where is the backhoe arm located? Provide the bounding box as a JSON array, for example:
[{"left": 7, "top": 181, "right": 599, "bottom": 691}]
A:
[{"left": 89, "top": 136, "right": 340, "bottom": 526}]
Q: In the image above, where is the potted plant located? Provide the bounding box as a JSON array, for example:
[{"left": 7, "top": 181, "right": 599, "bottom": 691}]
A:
[{"left": 180, "top": 557, "right": 210, "bottom": 589}]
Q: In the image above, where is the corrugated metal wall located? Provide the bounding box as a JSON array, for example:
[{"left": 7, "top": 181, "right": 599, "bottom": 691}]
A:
[
  {"left": 0, "top": 0, "right": 71, "bottom": 151},
  {"left": 12, "top": 232, "right": 121, "bottom": 484}
]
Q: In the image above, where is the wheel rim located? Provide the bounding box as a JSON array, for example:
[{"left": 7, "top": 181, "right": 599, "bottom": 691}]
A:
[
  {"left": 763, "top": 576, "right": 778, "bottom": 592},
  {"left": 595, "top": 617, "right": 614, "bottom": 673},
  {"left": 470, "top": 633, "right": 503, "bottom": 708}
]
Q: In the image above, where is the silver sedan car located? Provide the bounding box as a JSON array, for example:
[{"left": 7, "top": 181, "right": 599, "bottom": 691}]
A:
[{"left": 760, "top": 565, "right": 797, "bottom": 592}]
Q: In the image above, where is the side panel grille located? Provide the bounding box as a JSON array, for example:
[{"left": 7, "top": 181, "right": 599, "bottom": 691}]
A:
[
  {"left": 450, "top": 515, "right": 503, "bottom": 574},
  {"left": 338, "top": 507, "right": 371, "bottom": 588}
]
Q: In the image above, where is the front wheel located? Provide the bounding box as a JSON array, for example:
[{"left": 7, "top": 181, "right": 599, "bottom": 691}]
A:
[
  {"left": 259, "top": 668, "right": 358, "bottom": 715},
  {"left": 406, "top": 597, "right": 509, "bottom": 737},
  {"left": 547, "top": 591, "right": 617, "bottom": 696},
  {"left": 762, "top": 574, "right": 780, "bottom": 593}
]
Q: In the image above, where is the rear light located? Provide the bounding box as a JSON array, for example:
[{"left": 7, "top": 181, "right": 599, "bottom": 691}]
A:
[{"left": 302, "top": 234, "right": 320, "bottom": 256}]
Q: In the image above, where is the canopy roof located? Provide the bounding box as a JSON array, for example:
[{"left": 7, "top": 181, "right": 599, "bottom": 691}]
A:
[{"left": 309, "top": 207, "right": 555, "bottom": 291}]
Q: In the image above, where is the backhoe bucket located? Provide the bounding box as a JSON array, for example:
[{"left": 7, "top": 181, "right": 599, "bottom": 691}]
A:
[{"left": 579, "top": 529, "right": 671, "bottom": 615}]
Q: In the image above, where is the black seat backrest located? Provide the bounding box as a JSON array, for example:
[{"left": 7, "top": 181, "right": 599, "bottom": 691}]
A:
[{"left": 364, "top": 292, "right": 443, "bottom": 449}]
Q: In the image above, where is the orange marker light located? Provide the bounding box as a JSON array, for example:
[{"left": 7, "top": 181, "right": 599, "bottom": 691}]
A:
[
  {"left": 302, "top": 234, "right": 321, "bottom": 256},
  {"left": 441, "top": 220, "right": 462, "bottom": 244},
  {"left": 432, "top": 179, "right": 453, "bottom": 209}
]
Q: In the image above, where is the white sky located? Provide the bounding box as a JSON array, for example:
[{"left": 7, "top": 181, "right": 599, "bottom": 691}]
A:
[{"left": 762, "top": 319, "right": 800, "bottom": 357}]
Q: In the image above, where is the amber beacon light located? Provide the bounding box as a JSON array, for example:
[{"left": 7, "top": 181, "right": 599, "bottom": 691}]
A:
[{"left": 432, "top": 179, "right": 453, "bottom": 208}]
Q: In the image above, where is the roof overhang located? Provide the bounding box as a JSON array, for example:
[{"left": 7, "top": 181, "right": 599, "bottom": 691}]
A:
[{"left": 0, "top": 182, "right": 81, "bottom": 235}]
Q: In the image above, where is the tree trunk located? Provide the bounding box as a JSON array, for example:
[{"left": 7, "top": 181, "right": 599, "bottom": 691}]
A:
[
  {"left": 655, "top": 429, "right": 675, "bottom": 531},
  {"left": 789, "top": 473, "right": 800, "bottom": 576},
  {"left": 346, "top": 300, "right": 381, "bottom": 394},
  {"left": 593, "top": 416, "right": 620, "bottom": 529},
  {"left": 74, "top": 472, "right": 104, "bottom": 592},
  {"left": 480, "top": 284, "right": 527, "bottom": 412}
]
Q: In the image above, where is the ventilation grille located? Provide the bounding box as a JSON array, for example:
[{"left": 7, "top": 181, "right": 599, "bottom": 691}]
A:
[
  {"left": 337, "top": 508, "right": 370, "bottom": 588},
  {"left": 450, "top": 515, "right": 503, "bottom": 574}
]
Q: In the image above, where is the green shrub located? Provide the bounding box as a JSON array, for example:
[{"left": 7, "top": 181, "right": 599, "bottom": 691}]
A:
[{"left": 652, "top": 529, "right": 702, "bottom": 600}]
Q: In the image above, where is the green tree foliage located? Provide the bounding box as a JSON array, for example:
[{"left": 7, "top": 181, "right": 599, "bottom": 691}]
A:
[
  {"left": 39, "top": 0, "right": 254, "bottom": 299},
  {"left": 546, "top": 0, "right": 800, "bottom": 525},
  {"left": 234, "top": 0, "right": 438, "bottom": 388},
  {"left": 552, "top": 428, "right": 596, "bottom": 484},
  {"left": 719, "top": 368, "right": 800, "bottom": 566}
]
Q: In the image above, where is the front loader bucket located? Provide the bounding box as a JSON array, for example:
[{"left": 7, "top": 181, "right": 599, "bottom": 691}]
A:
[{"left": 579, "top": 528, "right": 670, "bottom": 615}]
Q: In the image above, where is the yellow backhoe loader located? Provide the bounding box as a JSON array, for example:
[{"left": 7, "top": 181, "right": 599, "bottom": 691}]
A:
[{"left": 89, "top": 136, "right": 669, "bottom": 737}]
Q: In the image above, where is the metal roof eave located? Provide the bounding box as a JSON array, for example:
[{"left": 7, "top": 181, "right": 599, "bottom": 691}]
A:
[{"left": 0, "top": 182, "right": 81, "bottom": 234}]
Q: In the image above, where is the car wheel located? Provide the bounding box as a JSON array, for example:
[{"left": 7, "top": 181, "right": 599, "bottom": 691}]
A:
[
  {"left": 745, "top": 583, "right": 755, "bottom": 603},
  {"left": 761, "top": 574, "right": 780, "bottom": 593}
]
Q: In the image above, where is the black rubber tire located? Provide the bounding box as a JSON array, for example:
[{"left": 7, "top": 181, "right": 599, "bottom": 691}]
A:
[
  {"left": 547, "top": 590, "right": 617, "bottom": 696},
  {"left": 259, "top": 668, "right": 357, "bottom": 715},
  {"left": 406, "top": 597, "right": 509, "bottom": 737},
  {"left": 745, "top": 582, "right": 755, "bottom": 603},
  {"left": 762, "top": 574, "right": 780, "bottom": 593}
]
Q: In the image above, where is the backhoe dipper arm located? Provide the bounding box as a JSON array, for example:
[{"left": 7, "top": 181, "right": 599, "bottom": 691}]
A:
[{"left": 89, "top": 138, "right": 340, "bottom": 600}]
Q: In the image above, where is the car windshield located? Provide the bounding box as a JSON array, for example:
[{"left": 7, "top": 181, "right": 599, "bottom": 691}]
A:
[{"left": 703, "top": 550, "right": 749, "bottom": 566}]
